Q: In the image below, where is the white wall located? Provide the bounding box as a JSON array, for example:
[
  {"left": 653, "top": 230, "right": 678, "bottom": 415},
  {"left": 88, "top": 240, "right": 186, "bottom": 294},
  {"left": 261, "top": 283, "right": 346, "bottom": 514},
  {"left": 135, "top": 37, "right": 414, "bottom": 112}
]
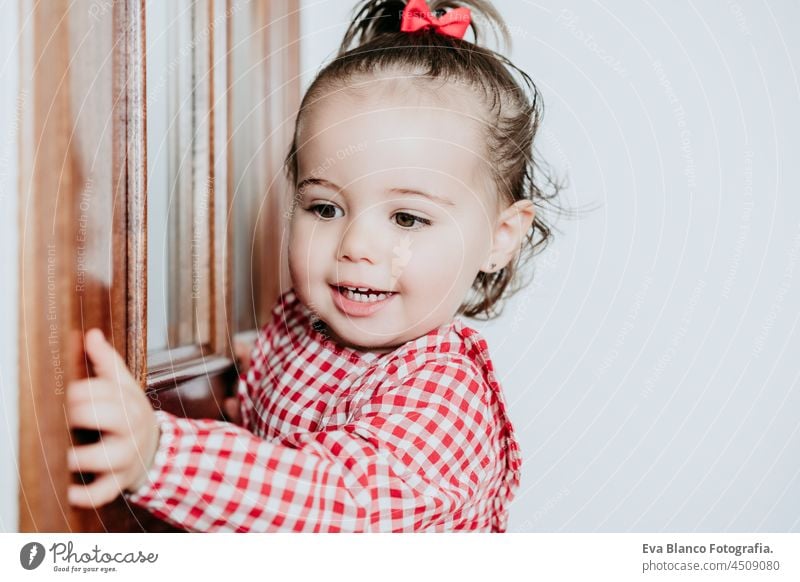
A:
[
  {"left": 299, "top": 0, "right": 352, "bottom": 92},
  {"left": 299, "top": 0, "right": 800, "bottom": 532},
  {"left": 0, "top": 0, "right": 20, "bottom": 532}
]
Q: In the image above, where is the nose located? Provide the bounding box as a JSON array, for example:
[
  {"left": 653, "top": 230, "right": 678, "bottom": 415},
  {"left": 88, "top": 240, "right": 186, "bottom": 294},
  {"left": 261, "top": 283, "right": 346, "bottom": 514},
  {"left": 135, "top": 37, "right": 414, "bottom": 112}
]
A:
[{"left": 337, "top": 210, "right": 379, "bottom": 264}]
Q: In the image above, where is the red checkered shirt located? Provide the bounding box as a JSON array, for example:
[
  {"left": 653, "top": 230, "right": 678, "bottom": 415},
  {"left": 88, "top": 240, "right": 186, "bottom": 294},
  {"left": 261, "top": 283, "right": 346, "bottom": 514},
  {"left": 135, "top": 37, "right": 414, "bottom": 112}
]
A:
[{"left": 125, "top": 289, "right": 521, "bottom": 532}]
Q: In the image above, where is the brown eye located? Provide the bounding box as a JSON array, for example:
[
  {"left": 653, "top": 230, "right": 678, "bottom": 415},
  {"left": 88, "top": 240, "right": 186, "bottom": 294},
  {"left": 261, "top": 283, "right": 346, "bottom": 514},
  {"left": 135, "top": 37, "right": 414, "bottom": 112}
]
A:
[
  {"left": 393, "top": 212, "right": 431, "bottom": 229},
  {"left": 310, "top": 204, "right": 341, "bottom": 219}
]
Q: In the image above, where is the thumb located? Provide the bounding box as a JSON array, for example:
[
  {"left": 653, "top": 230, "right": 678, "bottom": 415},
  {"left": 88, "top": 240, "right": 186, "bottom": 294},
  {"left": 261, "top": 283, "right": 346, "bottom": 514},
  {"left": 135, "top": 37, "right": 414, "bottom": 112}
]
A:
[
  {"left": 84, "top": 328, "right": 129, "bottom": 381},
  {"left": 223, "top": 397, "right": 242, "bottom": 425}
]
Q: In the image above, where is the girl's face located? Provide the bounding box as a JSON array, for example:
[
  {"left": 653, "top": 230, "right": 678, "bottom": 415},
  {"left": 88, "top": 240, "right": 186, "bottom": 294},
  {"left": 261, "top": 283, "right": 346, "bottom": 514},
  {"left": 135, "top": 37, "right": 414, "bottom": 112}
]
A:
[{"left": 288, "top": 80, "right": 500, "bottom": 353}]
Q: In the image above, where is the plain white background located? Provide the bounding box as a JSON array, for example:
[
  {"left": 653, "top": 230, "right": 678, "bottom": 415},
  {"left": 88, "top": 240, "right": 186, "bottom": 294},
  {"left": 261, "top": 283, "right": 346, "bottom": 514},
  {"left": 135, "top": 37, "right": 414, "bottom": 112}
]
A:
[{"left": 299, "top": 0, "right": 799, "bottom": 532}]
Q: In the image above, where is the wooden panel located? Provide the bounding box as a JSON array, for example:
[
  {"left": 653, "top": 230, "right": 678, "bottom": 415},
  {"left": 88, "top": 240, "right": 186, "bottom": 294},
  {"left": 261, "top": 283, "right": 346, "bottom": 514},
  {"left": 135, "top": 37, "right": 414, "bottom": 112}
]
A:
[
  {"left": 18, "top": 0, "right": 125, "bottom": 532},
  {"left": 125, "top": 0, "right": 233, "bottom": 532},
  {"left": 263, "top": 0, "right": 300, "bottom": 318},
  {"left": 81, "top": 0, "right": 155, "bottom": 534},
  {"left": 149, "top": 0, "right": 222, "bottom": 353},
  {"left": 17, "top": 0, "right": 299, "bottom": 533},
  {"left": 231, "top": 0, "right": 300, "bottom": 333},
  {"left": 211, "top": 0, "right": 233, "bottom": 356},
  {"left": 230, "top": 1, "right": 267, "bottom": 333},
  {"left": 193, "top": 0, "right": 213, "bottom": 347},
  {"left": 127, "top": 0, "right": 148, "bottom": 386}
]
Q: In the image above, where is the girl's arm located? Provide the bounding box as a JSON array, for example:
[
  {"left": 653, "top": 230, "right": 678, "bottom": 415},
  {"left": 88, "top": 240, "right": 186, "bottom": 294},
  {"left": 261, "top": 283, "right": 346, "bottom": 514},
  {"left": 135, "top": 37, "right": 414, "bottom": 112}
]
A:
[
  {"left": 66, "top": 330, "right": 162, "bottom": 505},
  {"left": 124, "top": 356, "right": 502, "bottom": 532},
  {"left": 66, "top": 324, "right": 268, "bottom": 506}
]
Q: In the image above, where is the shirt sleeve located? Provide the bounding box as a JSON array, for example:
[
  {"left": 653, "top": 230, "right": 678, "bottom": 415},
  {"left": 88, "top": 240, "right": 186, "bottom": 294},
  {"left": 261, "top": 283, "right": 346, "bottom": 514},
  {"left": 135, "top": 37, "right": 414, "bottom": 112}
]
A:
[
  {"left": 235, "top": 294, "right": 288, "bottom": 431},
  {"left": 236, "top": 324, "right": 271, "bottom": 432},
  {"left": 123, "top": 357, "right": 498, "bottom": 532}
]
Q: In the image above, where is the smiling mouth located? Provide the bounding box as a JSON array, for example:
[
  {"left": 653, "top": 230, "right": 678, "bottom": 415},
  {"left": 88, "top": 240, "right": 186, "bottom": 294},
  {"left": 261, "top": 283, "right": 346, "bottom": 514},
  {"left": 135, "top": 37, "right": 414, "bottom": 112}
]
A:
[{"left": 330, "top": 284, "right": 397, "bottom": 303}]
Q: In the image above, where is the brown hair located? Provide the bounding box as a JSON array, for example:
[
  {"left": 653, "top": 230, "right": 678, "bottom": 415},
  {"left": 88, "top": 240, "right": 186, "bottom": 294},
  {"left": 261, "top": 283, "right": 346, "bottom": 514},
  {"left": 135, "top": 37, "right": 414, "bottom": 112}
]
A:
[{"left": 284, "top": 0, "right": 572, "bottom": 319}]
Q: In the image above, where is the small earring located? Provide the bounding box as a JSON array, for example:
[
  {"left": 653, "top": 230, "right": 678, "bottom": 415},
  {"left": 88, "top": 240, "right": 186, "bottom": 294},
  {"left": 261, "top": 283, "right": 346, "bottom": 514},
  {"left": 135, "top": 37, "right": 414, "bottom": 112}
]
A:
[{"left": 490, "top": 262, "right": 497, "bottom": 271}]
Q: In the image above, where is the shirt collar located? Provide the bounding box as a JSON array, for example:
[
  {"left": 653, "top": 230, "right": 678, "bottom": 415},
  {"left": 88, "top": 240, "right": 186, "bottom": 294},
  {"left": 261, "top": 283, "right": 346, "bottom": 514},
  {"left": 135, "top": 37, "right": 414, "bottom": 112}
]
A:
[{"left": 290, "top": 290, "right": 463, "bottom": 365}]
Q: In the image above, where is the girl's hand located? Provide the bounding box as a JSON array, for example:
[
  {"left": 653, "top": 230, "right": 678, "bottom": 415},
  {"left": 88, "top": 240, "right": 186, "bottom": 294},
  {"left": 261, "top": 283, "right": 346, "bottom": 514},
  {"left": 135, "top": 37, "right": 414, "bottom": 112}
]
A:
[
  {"left": 222, "top": 397, "right": 243, "bottom": 426},
  {"left": 66, "top": 329, "right": 160, "bottom": 508}
]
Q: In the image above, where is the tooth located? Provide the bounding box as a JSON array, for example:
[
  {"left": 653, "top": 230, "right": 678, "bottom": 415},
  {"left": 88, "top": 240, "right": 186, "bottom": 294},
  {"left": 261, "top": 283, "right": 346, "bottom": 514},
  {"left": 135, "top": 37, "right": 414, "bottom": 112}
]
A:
[{"left": 341, "top": 288, "right": 391, "bottom": 303}]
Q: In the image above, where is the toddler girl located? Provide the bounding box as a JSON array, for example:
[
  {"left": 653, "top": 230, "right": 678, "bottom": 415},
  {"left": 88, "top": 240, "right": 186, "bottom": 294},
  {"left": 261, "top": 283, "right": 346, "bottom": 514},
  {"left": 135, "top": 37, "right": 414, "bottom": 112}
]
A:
[{"left": 66, "top": 0, "right": 561, "bottom": 532}]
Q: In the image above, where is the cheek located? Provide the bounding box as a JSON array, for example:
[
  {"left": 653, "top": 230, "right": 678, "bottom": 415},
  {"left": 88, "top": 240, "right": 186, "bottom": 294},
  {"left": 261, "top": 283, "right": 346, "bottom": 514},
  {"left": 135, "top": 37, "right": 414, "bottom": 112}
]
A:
[
  {"left": 288, "top": 217, "right": 313, "bottom": 281},
  {"left": 401, "top": 230, "right": 470, "bottom": 284},
  {"left": 288, "top": 216, "right": 337, "bottom": 280},
  {"left": 420, "top": 220, "right": 490, "bottom": 290}
]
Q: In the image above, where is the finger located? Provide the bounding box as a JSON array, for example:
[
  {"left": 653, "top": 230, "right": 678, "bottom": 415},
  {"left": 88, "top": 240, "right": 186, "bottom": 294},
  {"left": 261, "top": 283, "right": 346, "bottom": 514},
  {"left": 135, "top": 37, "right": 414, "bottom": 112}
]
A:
[
  {"left": 223, "top": 397, "right": 242, "bottom": 425},
  {"left": 67, "top": 402, "right": 127, "bottom": 432},
  {"left": 68, "top": 473, "right": 123, "bottom": 508},
  {"left": 66, "top": 378, "right": 115, "bottom": 406},
  {"left": 83, "top": 329, "right": 131, "bottom": 383},
  {"left": 66, "top": 378, "right": 92, "bottom": 404},
  {"left": 68, "top": 439, "right": 132, "bottom": 473},
  {"left": 233, "top": 331, "right": 258, "bottom": 374},
  {"left": 233, "top": 342, "right": 251, "bottom": 363}
]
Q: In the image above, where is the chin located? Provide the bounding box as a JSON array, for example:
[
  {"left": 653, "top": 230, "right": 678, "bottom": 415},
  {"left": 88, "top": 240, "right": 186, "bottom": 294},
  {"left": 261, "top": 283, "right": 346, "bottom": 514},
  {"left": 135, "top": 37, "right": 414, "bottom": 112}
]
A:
[{"left": 327, "top": 319, "right": 399, "bottom": 349}]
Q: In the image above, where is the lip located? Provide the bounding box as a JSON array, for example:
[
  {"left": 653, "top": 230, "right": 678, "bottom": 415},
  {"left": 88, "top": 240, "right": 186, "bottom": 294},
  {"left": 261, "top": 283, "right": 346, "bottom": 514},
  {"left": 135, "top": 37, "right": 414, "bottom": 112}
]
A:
[{"left": 329, "top": 284, "right": 397, "bottom": 317}]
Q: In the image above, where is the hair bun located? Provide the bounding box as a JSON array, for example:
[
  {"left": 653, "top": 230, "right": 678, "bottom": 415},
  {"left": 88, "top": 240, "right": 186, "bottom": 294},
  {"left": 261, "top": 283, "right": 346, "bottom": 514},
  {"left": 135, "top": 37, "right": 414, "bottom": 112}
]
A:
[
  {"left": 339, "top": 0, "right": 510, "bottom": 55},
  {"left": 340, "top": 0, "right": 406, "bottom": 50}
]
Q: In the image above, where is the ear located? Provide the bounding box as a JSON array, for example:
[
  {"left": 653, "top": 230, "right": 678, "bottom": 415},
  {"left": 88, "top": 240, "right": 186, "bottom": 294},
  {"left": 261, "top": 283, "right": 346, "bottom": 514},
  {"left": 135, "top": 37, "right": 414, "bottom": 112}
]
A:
[{"left": 481, "top": 200, "right": 536, "bottom": 273}]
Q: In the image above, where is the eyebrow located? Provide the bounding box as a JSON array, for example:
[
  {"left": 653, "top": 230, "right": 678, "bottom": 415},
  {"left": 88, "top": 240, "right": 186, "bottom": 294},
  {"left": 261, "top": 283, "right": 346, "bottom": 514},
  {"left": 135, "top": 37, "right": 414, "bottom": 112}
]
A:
[{"left": 297, "top": 177, "right": 455, "bottom": 207}]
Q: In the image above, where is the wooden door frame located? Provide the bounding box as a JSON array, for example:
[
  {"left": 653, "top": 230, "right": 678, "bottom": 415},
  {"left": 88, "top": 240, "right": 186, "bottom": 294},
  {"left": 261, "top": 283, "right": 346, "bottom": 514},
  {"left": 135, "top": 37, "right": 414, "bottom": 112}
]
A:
[
  {"left": 17, "top": 0, "right": 300, "bottom": 532},
  {"left": 18, "top": 0, "right": 135, "bottom": 533}
]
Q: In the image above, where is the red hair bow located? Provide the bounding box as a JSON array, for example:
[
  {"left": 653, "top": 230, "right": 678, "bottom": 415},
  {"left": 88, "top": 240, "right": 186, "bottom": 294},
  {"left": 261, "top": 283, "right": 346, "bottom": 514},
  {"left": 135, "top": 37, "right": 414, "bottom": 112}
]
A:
[{"left": 400, "top": 0, "right": 472, "bottom": 40}]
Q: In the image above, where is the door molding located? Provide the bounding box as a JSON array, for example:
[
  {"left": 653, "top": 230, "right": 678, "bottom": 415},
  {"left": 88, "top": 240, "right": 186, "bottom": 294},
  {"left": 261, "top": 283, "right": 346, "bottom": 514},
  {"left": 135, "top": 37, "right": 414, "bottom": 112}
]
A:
[
  {"left": 18, "top": 0, "right": 300, "bottom": 532},
  {"left": 18, "top": 0, "right": 132, "bottom": 532}
]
